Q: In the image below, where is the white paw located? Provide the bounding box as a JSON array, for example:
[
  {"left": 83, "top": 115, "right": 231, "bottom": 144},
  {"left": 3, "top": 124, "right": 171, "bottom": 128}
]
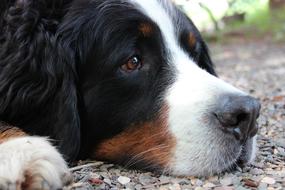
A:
[{"left": 0, "top": 136, "right": 73, "bottom": 189}]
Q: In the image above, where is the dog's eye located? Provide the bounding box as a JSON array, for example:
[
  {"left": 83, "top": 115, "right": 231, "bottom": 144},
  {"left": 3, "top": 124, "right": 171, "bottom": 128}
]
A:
[{"left": 120, "top": 55, "right": 142, "bottom": 73}]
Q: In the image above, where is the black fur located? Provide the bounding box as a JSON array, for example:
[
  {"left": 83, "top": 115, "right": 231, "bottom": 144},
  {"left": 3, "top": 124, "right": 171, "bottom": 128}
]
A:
[
  {"left": 0, "top": 0, "right": 79, "bottom": 161},
  {"left": 0, "top": 0, "right": 216, "bottom": 162}
]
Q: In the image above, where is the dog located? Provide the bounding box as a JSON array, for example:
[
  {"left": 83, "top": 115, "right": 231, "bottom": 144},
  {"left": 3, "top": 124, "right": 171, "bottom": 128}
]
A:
[{"left": 0, "top": 0, "right": 261, "bottom": 189}]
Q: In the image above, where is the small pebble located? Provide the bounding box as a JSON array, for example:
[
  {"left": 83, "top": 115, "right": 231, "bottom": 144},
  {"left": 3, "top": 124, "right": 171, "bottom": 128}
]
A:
[
  {"left": 236, "top": 186, "right": 250, "bottom": 190},
  {"left": 220, "top": 177, "right": 233, "bottom": 186},
  {"left": 250, "top": 168, "right": 264, "bottom": 175},
  {"left": 252, "top": 162, "right": 265, "bottom": 168},
  {"left": 261, "top": 176, "right": 276, "bottom": 185},
  {"left": 243, "top": 178, "right": 258, "bottom": 188},
  {"left": 257, "top": 182, "right": 268, "bottom": 190},
  {"left": 275, "top": 140, "right": 285, "bottom": 148},
  {"left": 214, "top": 187, "right": 235, "bottom": 190},
  {"left": 195, "top": 179, "right": 204, "bottom": 186},
  {"left": 139, "top": 175, "right": 156, "bottom": 185},
  {"left": 103, "top": 178, "right": 112, "bottom": 186},
  {"left": 159, "top": 175, "right": 171, "bottom": 183},
  {"left": 203, "top": 182, "right": 216, "bottom": 188},
  {"left": 135, "top": 184, "right": 142, "bottom": 190},
  {"left": 194, "top": 187, "right": 204, "bottom": 190},
  {"left": 208, "top": 176, "right": 219, "bottom": 182},
  {"left": 169, "top": 183, "right": 181, "bottom": 190},
  {"left": 117, "top": 176, "right": 131, "bottom": 185}
]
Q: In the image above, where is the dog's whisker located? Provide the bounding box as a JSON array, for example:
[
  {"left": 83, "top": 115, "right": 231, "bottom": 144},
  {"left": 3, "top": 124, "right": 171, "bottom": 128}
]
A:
[{"left": 125, "top": 144, "right": 170, "bottom": 168}]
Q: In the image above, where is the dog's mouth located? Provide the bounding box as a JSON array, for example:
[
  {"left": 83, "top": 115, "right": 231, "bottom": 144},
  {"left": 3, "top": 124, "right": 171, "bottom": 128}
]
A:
[{"left": 227, "top": 137, "right": 256, "bottom": 172}]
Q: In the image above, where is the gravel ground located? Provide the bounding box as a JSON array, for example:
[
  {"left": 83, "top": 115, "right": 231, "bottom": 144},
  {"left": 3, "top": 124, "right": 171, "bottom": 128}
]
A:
[{"left": 66, "top": 41, "right": 285, "bottom": 190}]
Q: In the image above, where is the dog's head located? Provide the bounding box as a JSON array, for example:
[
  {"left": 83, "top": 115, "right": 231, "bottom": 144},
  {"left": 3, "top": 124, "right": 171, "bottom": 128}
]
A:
[
  {"left": 57, "top": 0, "right": 260, "bottom": 176},
  {"left": 0, "top": 0, "right": 260, "bottom": 176}
]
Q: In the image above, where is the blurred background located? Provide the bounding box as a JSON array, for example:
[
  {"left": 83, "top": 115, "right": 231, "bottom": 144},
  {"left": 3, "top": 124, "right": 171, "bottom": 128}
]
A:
[{"left": 174, "top": 0, "right": 285, "bottom": 42}]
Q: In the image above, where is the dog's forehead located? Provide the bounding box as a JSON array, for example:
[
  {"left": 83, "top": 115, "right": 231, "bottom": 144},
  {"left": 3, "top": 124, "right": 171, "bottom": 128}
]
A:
[
  {"left": 129, "top": 0, "right": 178, "bottom": 37},
  {"left": 129, "top": 0, "right": 194, "bottom": 64}
]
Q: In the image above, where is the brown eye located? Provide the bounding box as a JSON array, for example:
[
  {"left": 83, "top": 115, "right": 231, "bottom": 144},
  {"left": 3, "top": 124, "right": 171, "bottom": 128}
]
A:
[{"left": 120, "top": 55, "right": 142, "bottom": 73}]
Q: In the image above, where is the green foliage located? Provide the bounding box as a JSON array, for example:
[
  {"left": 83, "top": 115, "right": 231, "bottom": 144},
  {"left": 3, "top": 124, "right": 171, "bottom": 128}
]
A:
[
  {"left": 177, "top": 0, "right": 285, "bottom": 41},
  {"left": 227, "top": 0, "right": 263, "bottom": 15},
  {"left": 226, "top": 1, "right": 285, "bottom": 41}
]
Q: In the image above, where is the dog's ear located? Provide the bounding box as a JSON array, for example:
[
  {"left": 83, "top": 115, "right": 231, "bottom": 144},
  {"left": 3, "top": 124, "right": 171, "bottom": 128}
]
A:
[
  {"left": 46, "top": 42, "right": 81, "bottom": 161},
  {"left": 179, "top": 10, "right": 217, "bottom": 76},
  {"left": 0, "top": 1, "right": 80, "bottom": 161},
  {"left": 197, "top": 40, "right": 217, "bottom": 76}
]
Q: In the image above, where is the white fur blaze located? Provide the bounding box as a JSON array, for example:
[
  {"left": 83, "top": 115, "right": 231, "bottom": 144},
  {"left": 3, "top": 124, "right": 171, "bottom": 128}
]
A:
[
  {"left": 166, "top": 62, "right": 247, "bottom": 176},
  {"left": 0, "top": 137, "right": 72, "bottom": 189},
  {"left": 131, "top": 0, "right": 256, "bottom": 176}
]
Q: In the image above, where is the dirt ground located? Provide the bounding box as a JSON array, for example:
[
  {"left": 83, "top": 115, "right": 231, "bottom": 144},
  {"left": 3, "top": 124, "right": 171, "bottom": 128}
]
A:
[{"left": 67, "top": 41, "right": 285, "bottom": 190}]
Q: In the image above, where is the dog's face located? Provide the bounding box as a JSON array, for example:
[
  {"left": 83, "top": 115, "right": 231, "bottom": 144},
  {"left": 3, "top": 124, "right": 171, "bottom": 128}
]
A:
[{"left": 60, "top": 0, "right": 260, "bottom": 176}]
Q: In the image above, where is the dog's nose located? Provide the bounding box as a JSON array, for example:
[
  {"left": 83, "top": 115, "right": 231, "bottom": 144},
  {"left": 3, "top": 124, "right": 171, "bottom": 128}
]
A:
[{"left": 214, "top": 95, "right": 261, "bottom": 142}]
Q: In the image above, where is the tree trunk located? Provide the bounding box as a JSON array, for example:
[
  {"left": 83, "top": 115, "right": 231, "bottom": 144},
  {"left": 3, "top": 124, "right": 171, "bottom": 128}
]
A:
[{"left": 270, "top": 0, "right": 285, "bottom": 9}]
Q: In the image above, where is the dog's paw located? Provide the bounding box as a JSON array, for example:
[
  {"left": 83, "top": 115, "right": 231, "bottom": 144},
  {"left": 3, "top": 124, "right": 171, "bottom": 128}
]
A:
[{"left": 0, "top": 136, "right": 73, "bottom": 190}]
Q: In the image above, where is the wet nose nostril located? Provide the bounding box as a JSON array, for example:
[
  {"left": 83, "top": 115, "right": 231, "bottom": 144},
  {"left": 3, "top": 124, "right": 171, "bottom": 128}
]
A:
[
  {"left": 214, "top": 112, "right": 238, "bottom": 126},
  {"left": 236, "top": 112, "right": 249, "bottom": 124},
  {"left": 214, "top": 111, "right": 249, "bottom": 128}
]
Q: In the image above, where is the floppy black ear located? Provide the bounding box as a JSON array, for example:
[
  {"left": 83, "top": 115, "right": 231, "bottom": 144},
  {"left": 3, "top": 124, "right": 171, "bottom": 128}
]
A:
[
  {"left": 197, "top": 40, "right": 217, "bottom": 76},
  {"left": 178, "top": 9, "right": 217, "bottom": 76},
  {"left": 0, "top": 0, "right": 80, "bottom": 161},
  {"left": 44, "top": 43, "right": 81, "bottom": 161}
]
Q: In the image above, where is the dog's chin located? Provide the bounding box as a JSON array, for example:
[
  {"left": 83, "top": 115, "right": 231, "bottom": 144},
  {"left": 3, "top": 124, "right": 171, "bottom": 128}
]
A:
[{"left": 103, "top": 134, "right": 257, "bottom": 177}]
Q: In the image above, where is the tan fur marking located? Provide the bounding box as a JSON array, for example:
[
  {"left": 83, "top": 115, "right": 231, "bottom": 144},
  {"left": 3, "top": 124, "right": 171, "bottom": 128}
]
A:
[
  {"left": 93, "top": 105, "right": 176, "bottom": 169},
  {"left": 0, "top": 123, "right": 26, "bottom": 144},
  {"left": 188, "top": 32, "right": 196, "bottom": 48},
  {"left": 139, "top": 23, "right": 154, "bottom": 37}
]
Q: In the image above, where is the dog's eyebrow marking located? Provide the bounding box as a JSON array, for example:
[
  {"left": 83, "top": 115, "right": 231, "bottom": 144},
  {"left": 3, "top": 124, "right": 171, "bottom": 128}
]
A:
[
  {"left": 139, "top": 23, "right": 154, "bottom": 37},
  {"left": 188, "top": 32, "right": 196, "bottom": 48}
]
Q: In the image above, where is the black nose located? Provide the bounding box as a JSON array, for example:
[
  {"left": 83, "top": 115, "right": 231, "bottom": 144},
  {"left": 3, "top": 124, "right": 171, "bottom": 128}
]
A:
[{"left": 214, "top": 95, "right": 261, "bottom": 142}]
